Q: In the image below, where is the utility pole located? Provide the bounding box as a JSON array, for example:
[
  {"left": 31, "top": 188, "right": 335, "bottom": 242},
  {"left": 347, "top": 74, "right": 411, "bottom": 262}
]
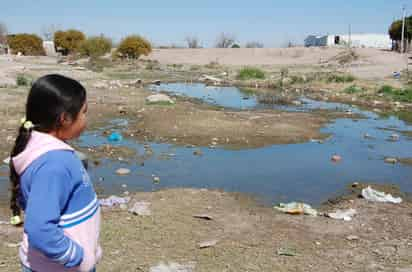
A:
[
  {"left": 348, "top": 24, "right": 352, "bottom": 49},
  {"left": 401, "top": 5, "right": 406, "bottom": 53}
]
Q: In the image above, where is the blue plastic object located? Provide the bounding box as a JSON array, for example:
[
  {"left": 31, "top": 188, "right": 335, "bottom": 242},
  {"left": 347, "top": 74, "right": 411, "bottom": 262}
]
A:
[{"left": 108, "top": 132, "right": 123, "bottom": 142}]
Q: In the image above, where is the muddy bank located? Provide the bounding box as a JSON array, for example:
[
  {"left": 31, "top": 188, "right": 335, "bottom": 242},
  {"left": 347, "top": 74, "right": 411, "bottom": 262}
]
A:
[{"left": 1, "top": 188, "right": 412, "bottom": 271}]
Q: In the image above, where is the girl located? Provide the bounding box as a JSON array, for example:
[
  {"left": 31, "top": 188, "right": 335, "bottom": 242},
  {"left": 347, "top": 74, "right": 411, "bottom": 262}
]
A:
[{"left": 9, "top": 74, "right": 101, "bottom": 271}]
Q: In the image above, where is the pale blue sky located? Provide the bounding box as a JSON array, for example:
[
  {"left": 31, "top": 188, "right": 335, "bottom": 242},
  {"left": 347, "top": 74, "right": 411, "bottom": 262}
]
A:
[{"left": 0, "top": 0, "right": 409, "bottom": 47}]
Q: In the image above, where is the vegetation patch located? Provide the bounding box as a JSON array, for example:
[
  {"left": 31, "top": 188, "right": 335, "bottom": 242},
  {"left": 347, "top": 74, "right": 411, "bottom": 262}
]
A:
[
  {"left": 16, "top": 74, "right": 31, "bottom": 86},
  {"left": 344, "top": 85, "right": 365, "bottom": 94},
  {"left": 237, "top": 67, "right": 265, "bottom": 80},
  {"left": 326, "top": 73, "right": 355, "bottom": 83},
  {"left": 378, "top": 85, "right": 412, "bottom": 102}
]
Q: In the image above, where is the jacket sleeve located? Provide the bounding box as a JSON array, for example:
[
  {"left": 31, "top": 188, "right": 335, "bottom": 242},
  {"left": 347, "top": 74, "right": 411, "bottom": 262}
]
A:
[{"left": 24, "top": 162, "right": 84, "bottom": 268}]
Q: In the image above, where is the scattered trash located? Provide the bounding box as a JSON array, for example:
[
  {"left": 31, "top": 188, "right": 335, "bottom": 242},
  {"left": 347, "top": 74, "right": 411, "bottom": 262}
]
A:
[
  {"left": 129, "top": 201, "right": 151, "bottom": 216},
  {"left": 346, "top": 235, "right": 360, "bottom": 241},
  {"left": 384, "top": 157, "right": 398, "bottom": 164},
  {"left": 193, "top": 214, "right": 213, "bottom": 220},
  {"left": 150, "top": 262, "right": 195, "bottom": 272},
  {"left": 363, "top": 133, "right": 374, "bottom": 139},
  {"left": 100, "top": 196, "right": 130, "bottom": 207},
  {"left": 108, "top": 132, "right": 123, "bottom": 142},
  {"left": 0, "top": 220, "right": 10, "bottom": 225},
  {"left": 3, "top": 157, "right": 10, "bottom": 165},
  {"left": 152, "top": 176, "right": 160, "bottom": 183},
  {"left": 327, "top": 209, "right": 357, "bottom": 221},
  {"left": 4, "top": 242, "right": 21, "bottom": 248},
  {"left": 331, "top": 155, "right": 342, "bottom": 162},
  {"left": 274, "top": 202, "right": 318, "bottom": 216},
  {"left": 393, "top": 71, "right": 401, "bottom": 79},
  {"left": 116, "top": 168, "right": 131, "bottom": 176},
  {"left": 193, "top": 149, "right": 203, "bottom": 156},
  {"left": 146, "top": 94, "right": 175, "bottom": 104},
  {"left": 199, "top": 75, "right": 223, "bottom": 84},
  {"left": 152, "top": 80, "right": 161, "bottom": 85},
  {"left": 277, "top": 248, "right": 297, "bottom": 256},
  {"left": 388, "top": 134, "right": 400, "bottom": 142},
  {"left": 361, "top": 186, "right": 402, "bottom": 204},
  {"left": 199, "top": 239, "right": 218, "bottom": 249}
]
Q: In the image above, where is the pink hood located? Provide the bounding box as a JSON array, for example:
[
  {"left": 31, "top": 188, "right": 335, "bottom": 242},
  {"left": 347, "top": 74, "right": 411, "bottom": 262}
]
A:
[{"left": 12, "top": 131, "right": 74, "bottom": 175}]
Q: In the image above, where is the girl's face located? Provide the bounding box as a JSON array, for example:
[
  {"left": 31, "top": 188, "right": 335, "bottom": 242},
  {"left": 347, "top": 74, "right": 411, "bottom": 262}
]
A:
[{"left": 56, "top": 102, "right": 88, "bottom": 140}]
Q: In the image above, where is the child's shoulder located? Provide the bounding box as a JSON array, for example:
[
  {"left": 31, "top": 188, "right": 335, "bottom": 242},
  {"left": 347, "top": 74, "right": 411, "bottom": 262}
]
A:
[{"left": 31, "top": 150, "right": 81, "bottom": 173}]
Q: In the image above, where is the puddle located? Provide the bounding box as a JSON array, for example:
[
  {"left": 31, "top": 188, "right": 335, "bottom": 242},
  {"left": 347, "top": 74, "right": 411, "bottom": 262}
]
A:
[
  {"left": 149, "top": 83, "right": 359, "bottom": 113},
  {"left": 1, "top": 84, "right": 412, "bottom": 206}
]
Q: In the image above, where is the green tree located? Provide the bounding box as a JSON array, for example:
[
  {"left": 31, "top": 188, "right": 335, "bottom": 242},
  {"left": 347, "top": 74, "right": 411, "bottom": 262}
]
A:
[
  {"left": 116, "top": 35, "right": 152, "bottom": 59},
  {"left": 7, "top": 34, "right": 45, "bottom": 55},
  {"left": 80, "top": 35, "right": 112, "bottom": 58},
  {"left": 54, "top": 29, "right": 86, "bottom": 55}
]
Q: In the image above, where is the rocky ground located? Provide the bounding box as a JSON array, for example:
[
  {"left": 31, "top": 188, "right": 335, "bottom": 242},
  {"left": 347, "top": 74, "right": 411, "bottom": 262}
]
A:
[{"left": 0, "top": 48, "right": 411, "bottom": 271}]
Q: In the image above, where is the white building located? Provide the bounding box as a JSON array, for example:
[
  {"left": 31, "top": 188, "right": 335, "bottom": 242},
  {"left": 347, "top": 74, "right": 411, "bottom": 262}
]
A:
[
  {"left": 42, "top": 41, "right": 57, "bottom": 56},
  {"left": 304, "top": 34, "right": 392, "bottom": 49}
]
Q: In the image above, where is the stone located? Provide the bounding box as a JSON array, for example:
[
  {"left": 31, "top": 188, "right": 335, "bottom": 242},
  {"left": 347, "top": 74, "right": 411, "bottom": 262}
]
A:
[
  {"left": 199, "top": 240, "right": 218, "bottom": 249},
  {"left": 129, "top": 201, "right": 151, "bottom": 216},
  {"left": 116, "top": 168, "right": 131, "bottom": 175},
  {"left": 384, "top": 157, "right": 398, "bottom": 164},
  {"left": 331, "top": 155, "right": 342, "bottom": 162},
  {"left": 346, "top": 235, "right": 359, "bottom": 241},
  {"left": 146, "top": 94, "right": 175, "bottom": 104}
]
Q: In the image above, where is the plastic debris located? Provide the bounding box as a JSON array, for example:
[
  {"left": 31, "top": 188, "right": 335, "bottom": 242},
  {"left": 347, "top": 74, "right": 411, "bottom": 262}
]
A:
[
  {"left": 327, "top": 209, "right": 357, "bottom": 221},
  {"left": 3, "top": 157, "right": 10, "bottom": 165},
  {"left": 193, "top": 214, "right": 213, "bottom": 220},
  {"left": 277, "top": 248, "right": 297, "bottom": 256},
  {"left": 150, "top": 262, "right": 195, "bottom": 272},
  {"left": 361, "top": 186, "right": 402, "bottom": 204},
  {"left": 108, "top": 132, "right": 123, "bottom": 142},
  {"left": 129, "top": 201, "right": 151, "bottom": 216},
  {"left": 393, "top": 71, "right": 401, "bottom": 79},
  {"left": 199, "top": 239, "right": 218, "bottom": 249},
  {"left": 100, "top": 196, "right": 130, "bottom": 207},
  {"left": 274, "top": 202, "right": 318, "bottom": 216}
]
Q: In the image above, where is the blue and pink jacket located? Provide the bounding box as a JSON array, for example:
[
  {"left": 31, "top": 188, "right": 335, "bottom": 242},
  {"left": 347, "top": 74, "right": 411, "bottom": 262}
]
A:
[{"left": 12, "top": 131, "right": 102, "bottom": 272}]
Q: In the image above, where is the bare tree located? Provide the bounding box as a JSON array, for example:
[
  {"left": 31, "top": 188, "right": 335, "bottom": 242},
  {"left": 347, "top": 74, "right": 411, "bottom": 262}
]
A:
[
  {"left": 0, "top": 22, "right": 8, "bottom": 45},
  {"left": 245, "top": 41, "right": 264, "bottom": 48},
  {"left": 41, "top": 24, "right": 58, "bottom": 41},
  {"left": 215, "top": 32, "right": 236, "bottom": 48},
  {"left": 185, "top": 36, "right": 200, "bottom": 48}
]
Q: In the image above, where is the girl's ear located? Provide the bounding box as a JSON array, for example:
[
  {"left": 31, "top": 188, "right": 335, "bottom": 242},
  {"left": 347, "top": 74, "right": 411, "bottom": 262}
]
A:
[{"left": 59, "top": 112, "right": 73, "bottom": 128}]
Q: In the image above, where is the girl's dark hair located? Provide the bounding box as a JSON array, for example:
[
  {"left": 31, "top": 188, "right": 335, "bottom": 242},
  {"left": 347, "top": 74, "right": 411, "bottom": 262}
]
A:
[{"left": 10, "top": 74, "right": 86, "bottom": 216}]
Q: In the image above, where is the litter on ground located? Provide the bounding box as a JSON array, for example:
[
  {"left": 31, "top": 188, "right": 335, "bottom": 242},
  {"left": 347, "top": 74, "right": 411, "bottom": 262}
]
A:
[
  {"left": 274, "top": 202, "right": 318, "bottom": 216},
  {"left": 361, "top": 186, "right": 402, "bottom": 204}
]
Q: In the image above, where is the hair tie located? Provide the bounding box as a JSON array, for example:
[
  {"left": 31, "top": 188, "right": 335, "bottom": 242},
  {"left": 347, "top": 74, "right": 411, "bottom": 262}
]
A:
[{"left": 20, "top": 117, "right": 34, "bottom": 130}]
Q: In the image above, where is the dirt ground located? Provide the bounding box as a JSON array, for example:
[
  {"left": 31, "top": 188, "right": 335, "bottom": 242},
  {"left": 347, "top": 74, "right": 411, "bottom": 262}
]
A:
[
  {"left": 0, "top": 48, "right": 411, "bottom": 271},
  {"left": 1, "top": 188, "right": 412, "bottom": 272}
]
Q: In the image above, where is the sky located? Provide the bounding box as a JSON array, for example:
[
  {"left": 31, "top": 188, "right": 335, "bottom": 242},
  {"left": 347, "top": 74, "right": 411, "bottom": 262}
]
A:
[{"left": 0, "top": 0, "right": 409, "bottom": 47}]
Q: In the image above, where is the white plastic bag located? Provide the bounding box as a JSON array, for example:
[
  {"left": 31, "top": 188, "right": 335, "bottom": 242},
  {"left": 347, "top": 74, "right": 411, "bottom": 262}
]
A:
[{"left": 361, "top": 186, "right": 402, "bottom": 204}]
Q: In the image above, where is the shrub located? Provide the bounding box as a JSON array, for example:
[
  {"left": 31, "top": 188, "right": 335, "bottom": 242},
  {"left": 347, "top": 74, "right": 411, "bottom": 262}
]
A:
[
  {"left": 237, "top": 67, "right": 265, "bottom": 80},
  {"left": 116, "top": 35, "right": 152, "bottom": 59},
  {"left": 326, "top": 73, "right": 355, "bottom": 83},
  {"left": 16, "top": 74, "right": 30, "bottom": 86},
  {"left": 7, "top": 34, "right": 45, "bottom": 56},
  {"left": 80, "top": 36, "right": 112, "bottom": 58},
  {"left": 378, "top": 85, "right": 412, "bottom": 102},
  {"left": 344, "top": 85, "right": 365, "bottom": 94},
  {"left": 231, "top": 44, "right": 240, "bottom": 48},
  {"left": 54, "top": 29, "right": 86, "bottom": 55}
]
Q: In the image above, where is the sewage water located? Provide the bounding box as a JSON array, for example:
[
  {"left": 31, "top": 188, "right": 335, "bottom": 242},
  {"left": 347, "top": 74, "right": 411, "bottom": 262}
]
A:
[{"left": 1, "top": 83, "right": 412, "bottom": 206}]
